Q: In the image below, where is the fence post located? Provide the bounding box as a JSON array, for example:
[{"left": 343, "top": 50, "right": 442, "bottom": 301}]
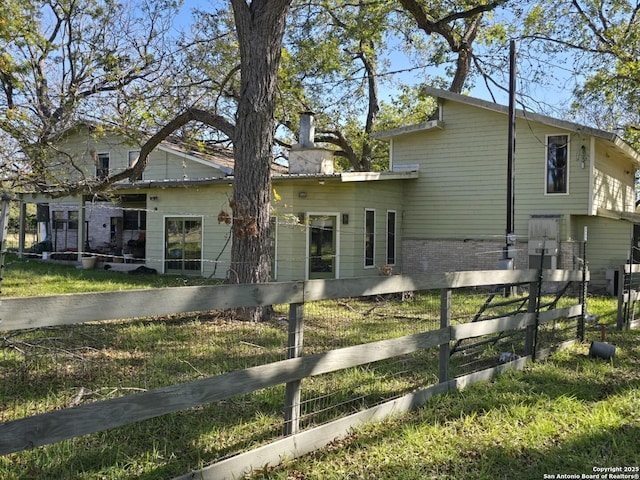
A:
[
  {"left": 578, "top": 238, "right": 587, "bottom": 342},
  {"left": 524, "top": 281, "right": 537, "bottom": 356},
  {"left": 439, "top": 288, "right": 451, "bottom": 386},
  {"left": 284, "top": 302, "right": 304, "bottom": 436},
  {"left": 617, "top": 264, "right": 626, "bottom": 330}
]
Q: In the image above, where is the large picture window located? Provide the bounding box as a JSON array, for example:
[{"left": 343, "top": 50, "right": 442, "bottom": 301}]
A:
[
  {"left": 365, "top": 209, "right": 375, "bottom": 267},
  {"left": 546, "top": 135, "right": 568, "bottom": 194}
]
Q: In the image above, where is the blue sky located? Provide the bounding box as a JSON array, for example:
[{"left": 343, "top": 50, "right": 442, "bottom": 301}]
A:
[{"left": 174, "top": 1, "right": 576, "bottom": 116}]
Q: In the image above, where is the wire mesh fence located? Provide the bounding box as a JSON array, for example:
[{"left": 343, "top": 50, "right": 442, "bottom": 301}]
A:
[{"left": 0, "top": 262, "right": 587, "bottom": 478}]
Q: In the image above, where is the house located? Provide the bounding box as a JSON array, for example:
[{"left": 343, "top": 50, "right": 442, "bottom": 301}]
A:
[
  {"left": 17, "top": 89, "right": 640, "bottom": 290},
  {"left": 18, "top": 118, "right": 416, "bottom": 280},
  {"left": 373, "top": 86, "right": 640, "bottom": 290}
]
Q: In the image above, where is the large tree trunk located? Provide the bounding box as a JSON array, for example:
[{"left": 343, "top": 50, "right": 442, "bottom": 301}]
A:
[{"left": 229, "top": 0, "right": 290, "bottom": 321}]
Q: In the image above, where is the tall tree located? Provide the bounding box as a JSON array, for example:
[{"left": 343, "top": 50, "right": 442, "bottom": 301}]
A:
[
  {"left": 275, "top": 0, "right": 510, "bottom": 172},
  {"left": 128, "top": 0, "right": 291, "bottom": 321},
  {"left": 398, "top": 0, "right": 510, "bottom": 93},
  {"left": 227, "top": 0, "right": 290, "bottom": 300},
  {"left": 0, "top": 0, "right": 178, "bottom": 192},
  {"left": 520, "top": 0, "right": 640, "bottom": 142}
]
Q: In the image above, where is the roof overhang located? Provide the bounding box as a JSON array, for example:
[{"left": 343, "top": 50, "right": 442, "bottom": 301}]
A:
[
  {"left": 108, "top": 170, "right": 419, "bottom": 192},
  {"left": 597, "top": 208, "right": 640, "bottom": 224},
  {"left": 373, "top": 86, "right": 640, "bottom": 166},
  {"left": 372, "top": 120, "right": 444, "bottom": 140}
]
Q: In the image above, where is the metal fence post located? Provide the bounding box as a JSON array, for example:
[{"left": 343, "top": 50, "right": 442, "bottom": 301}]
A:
[
  {"left": 284, "top": 302, "right": 304, "bottom": 436},
  {"left": 578, "top": 238, "right": 587, "bottom": 342},
  {"left": 525, "top": 280, "right": 537, "bottom": 356},
  {"left": 439, "top": 288, "right": 451, "bottom": 386},
  {"left": 617, "top": 264, "right": 626, "bottom": 330}
]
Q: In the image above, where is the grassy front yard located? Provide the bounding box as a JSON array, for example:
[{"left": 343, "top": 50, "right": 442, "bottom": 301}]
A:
[
  {"left": 1, "top": 254, "right": 222, "bottom": 297},
  {"left": 0, "top": 254, "right": 637, "bottom": 479},
  {"left": 250, "top": 328, "right": 640, "bottom": 480}
]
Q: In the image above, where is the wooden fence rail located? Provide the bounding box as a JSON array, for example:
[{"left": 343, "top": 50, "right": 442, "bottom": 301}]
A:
[{"left": 0, "top": 268, "right": 587, "bottom": 479}]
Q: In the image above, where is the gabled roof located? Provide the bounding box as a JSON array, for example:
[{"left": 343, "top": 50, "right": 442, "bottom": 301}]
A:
[
  {"left": 158, "top": 140, "right": 235, "bottom": 176},
  {"left": 374, "top": 86, "right": 640, "bottom": 165}
]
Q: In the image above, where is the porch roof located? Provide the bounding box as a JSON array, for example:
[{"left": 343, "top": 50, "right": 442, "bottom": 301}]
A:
[{"left": 111, "top": 170, "right": 419, "bottom": 191}]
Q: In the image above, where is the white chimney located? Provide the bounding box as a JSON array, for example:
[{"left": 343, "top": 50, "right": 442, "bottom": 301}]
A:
[
  {"left": 289, "top": 111, "right": 334, "bottom": 175},
  {"left": 297, "top": 111, "right": 315, "bottom": 148}
]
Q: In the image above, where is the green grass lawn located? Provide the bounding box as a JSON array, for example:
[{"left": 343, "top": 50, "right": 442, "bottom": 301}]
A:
[
  {"left": 0, "top": 254, "right": 222, "bottom": 297},
  {"left": 250, "top": 328, "right": 640, "bottom": 480},
  {"left": 0, "top": 254, "right": 637, "bottom": 479}
]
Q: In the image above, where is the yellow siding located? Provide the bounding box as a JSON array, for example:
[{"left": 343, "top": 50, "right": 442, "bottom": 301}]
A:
[
  {"left": 593, "top": 143, "right": 636, "bottom": 212},
  {"left": 142, "top": 184, "right": 234, "bottom": 277},
  {"left": 396, "top": 100, "right": 592, "bottom": 243},
  {"left": 271, "top": 180, "right": 405, "bottom": 280},
  {"left": 139, "top": 179, "right": 404, "bottom": 281},
  {"left": 572, "top": 215, "right": 632, "bottom": 287},
  {"left": 53, "top": 130, "right": 224, "bottom": 183}
]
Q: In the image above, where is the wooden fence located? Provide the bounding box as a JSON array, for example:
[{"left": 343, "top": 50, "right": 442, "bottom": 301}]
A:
[
  {"left": 616, "top": 263, "right": 640, "bottom": 329},
  {"left": 0, "top": 268, "right": 586, "bottom": 479}
]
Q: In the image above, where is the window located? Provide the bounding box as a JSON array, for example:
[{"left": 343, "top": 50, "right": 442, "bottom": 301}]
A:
[
  {"left": 546, "top": 135, "right": 568, "bottom": 194},
  {"left": 386, "top": 211, "right": 396, "bottom": 265},
  {"left": 53, "top": 210, "right": 77, "bottom": 230},
  {"left": 68, "top": 211, "right": 78, "bottom": 230},
  {"left": 165, "top": 217, "right": 202, "bottom": 273},
  {"left": 96, "top": 153, "right": 110, "bottom": 179},
  {"left": 53, "top": 210, "right": 65, "bottom": 230},
  {"left": 128, "top": 150, "right": 143, "bottom": 181},
  {"left": 123, "top": 209, "right": 146, "bottom": 230},
  {"left": 364, "top": 209, "right": 375, "bottom": 267}
]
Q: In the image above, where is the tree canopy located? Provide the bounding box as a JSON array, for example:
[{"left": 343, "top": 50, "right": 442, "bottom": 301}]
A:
[
  {"left": 0, "top": 0, "right": 181, "bottom": 192},
  {"left": 4, "top": 0, "right": 640, "bottom": 310}
]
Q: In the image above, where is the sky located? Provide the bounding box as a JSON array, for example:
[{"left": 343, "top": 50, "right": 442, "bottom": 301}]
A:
[{"left": 173, "top": 0, "right": 577, "bottom": 118}]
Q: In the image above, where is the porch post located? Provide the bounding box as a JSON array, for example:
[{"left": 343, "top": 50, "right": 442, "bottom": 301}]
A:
[
  {"left": 18, "top": 201, "right": 26, "bottom": 258},
  {"left": 0, "top": 193, "right": 11, "bottom": 298},
  {"left": 77, "top": 196, "right": 86, "bottom": 260}
]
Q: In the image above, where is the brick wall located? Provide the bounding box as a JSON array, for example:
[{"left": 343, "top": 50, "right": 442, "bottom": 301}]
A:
[{"left": 401, "top": 238, "right": 580, "bottom": 274}]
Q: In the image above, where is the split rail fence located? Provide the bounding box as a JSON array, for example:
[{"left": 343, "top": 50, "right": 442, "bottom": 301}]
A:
[
  {"left": 616, "top": 263, "right": 640, "bottom": 329},
  {"left": 0, "top": 265, "right": 587, "bottom": 479}
]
